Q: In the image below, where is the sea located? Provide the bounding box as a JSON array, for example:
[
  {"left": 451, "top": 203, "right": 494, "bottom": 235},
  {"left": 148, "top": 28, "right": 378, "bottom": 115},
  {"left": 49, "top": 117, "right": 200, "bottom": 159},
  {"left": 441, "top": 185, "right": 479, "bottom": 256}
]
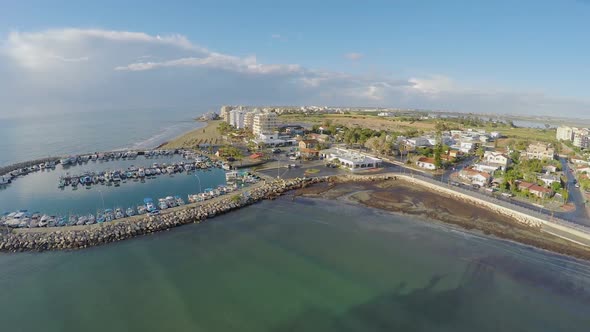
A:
[
  {"left": 1, "top": 109, "right": 590, "bottom": 331},
  {"left": 0, "top": 108, "right": 207, "bottom": 167},
  {"left": 1, "top": 198, "right": 590, "bottom": 331}
]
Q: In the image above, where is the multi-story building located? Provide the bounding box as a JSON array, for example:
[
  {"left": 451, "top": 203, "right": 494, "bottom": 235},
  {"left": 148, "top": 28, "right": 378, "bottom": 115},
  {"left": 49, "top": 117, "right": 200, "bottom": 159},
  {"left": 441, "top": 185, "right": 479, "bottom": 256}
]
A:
[
  {"left": 228, "top": 109, "right": 247, "bottom": 129},
  {"left": 483, "top": 151, "right": 511, "bottom": 170},
  {"left": 220, "top": 105, "right": 233, "bottom": 121},
  {"left": 524, "top": 143, "right": 555, "bottom": 160},
  {"left": 556, "top": 126, "right": 574, "bottom": 141},
  {"left": 253, "top": 112, "right": 278, "bottom": 137},
  {"left": 573, "top": 129, "right": 590, "bottom": 149},
  {"left": 244, "top": 111, "right": 259, "bottom": 130}
]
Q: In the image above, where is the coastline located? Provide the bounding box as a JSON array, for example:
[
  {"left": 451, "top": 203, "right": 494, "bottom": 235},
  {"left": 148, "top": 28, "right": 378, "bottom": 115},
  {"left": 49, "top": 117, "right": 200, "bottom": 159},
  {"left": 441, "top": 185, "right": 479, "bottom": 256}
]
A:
[
  {"left": 294, "top": 179, "right": 590, "bottom": 260},
  {"left": 160, "top": 119, "right": 223, "bottom": 150},
  {"left": 2, "top": 172, "right": 590, "bottom": 261}
]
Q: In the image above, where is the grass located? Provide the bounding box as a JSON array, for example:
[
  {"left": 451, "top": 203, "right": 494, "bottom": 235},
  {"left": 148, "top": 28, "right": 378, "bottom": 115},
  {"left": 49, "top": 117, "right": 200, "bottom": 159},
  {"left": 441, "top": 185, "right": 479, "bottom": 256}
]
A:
[{"left": 280, "top": 113, "right": 557, "bottom": 143}]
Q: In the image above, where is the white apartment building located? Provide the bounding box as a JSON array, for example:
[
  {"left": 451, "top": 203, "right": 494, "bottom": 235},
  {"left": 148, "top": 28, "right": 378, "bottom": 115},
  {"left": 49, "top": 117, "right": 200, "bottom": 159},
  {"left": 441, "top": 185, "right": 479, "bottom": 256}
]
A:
[
  {"left": 220, "top": 105, "right": 233, "bottom": 121},
  {"left": 573, "top": 128, "right": 590, "bottom": 149},
  {"left": 244, "top": 111, "right": 259, "bottom": 130},
  {"left": 253, "top": 112, "right": 278, "bottom": 137},
  {"left": 228, "top": 109, "right": 247, "bottom": 129},
  {"left": 556, "top": 126, "right": 574, "bottom": 141}
]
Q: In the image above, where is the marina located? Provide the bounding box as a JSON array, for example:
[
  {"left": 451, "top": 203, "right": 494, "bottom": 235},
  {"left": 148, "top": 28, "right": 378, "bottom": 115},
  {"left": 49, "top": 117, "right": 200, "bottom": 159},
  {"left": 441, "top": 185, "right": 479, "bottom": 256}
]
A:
[{"left": 0, "top": 151, "right": 243, "bottom": 222}]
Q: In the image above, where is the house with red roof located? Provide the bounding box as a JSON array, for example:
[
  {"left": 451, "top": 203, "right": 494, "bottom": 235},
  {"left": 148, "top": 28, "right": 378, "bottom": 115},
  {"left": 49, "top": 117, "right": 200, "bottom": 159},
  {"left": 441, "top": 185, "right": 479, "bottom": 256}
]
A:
[
  {"left": 416, "top": 157, "right": 436, "bottom": 170},
  {"left": 517, "top": 181, "right": 554, "bottom": 199}
]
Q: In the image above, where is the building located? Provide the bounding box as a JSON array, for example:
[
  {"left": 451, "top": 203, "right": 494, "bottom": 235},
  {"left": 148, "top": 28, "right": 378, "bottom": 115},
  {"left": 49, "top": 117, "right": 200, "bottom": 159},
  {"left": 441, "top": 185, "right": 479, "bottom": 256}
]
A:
[
  {"left": 556, "top": 126, "right": 574, "bottom": 141},
  {"left": 542, "top": 165, "right": 558, "bottom": 173},
  {"left": 320, "top": 148, "right": 382, "bottom": 172},
  {"left": 253, "top": 112, "right": 278, "bottom": 137},
  {"left": 571, "top": 157, "right": 589, "bottom": 166},
  {"left": 473, "top": 162, "right": 502, "bottom": 174},
  {"left": 228, "top": 109, "right": 247, "bottom": 129},
  {"left": 459, "top": 140, "right": 478, "bottom": 154},
  {"left": 537, "top": 174, "right": 561, "bottom": 187},
  {"left": 573, "top": 130, "right": 590, "bottom": 149},
  {"left": 220, "top": 105, "right": 233, "bottom": 121},
  {"left": 404, "top": 137, "right": 430, "bottom": 148},
  {"left": 524, "top": 143, "right": 555, "bottom": 160},
  {"left": 483, "top": 151, "right": 511, "bottom": 170},
  {"left": 416, "top": 157, "right": 437, "bottom": 170},
  {"left": 518, "top": 181, "right": 554, "bottom": 198},
  {"left": 458, "top": 168, "right": 491, "bottom": 186},
  {"left": 244, "top": 111, "right": 259, "bottom": 130},
  {"left": 298, "top": 139, "right": 320, "bottom": 158}
]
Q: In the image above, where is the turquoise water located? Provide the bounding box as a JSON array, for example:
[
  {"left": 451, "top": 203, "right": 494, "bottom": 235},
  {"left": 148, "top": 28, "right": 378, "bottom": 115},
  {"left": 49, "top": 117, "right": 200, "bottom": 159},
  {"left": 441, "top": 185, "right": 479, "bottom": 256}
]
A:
[
  {"left": 0, "top": 156, "right": 226, "bottom": 216},
  {"left": 1, "top": 198, "right": 589, "bottom": 331},
  {"left": 0, "top": 108, "right": 206, "bottom": 167}
]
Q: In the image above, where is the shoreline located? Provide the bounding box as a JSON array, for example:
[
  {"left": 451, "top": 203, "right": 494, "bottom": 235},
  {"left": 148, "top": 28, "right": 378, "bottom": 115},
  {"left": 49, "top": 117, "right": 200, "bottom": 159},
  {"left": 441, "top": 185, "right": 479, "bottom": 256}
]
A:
[
  {"left": 294, "top": 178, "right": 590, "bottom": 260},
  {"left": 160, "top": 119, "right": 223, "bottom": 150},
  {"left": 1, "top": 173, "right": 590, "bottom": 261}
]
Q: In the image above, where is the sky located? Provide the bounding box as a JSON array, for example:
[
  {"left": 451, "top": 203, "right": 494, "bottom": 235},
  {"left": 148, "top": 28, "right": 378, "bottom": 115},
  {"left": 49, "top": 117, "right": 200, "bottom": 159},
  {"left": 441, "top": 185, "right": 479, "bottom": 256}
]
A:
[{"left": 1, "top": 0, "right": 589, "bottom": 118}]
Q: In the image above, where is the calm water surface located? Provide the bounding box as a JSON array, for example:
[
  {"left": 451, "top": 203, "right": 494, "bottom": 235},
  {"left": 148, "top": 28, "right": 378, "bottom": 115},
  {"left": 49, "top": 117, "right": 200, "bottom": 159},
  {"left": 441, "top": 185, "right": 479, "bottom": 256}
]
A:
[
  {"left": 0, "top": 108, "right": 205, "bottom": 167},
  {"left": 0, "top": 155, "right": 226, "bottom": 216},
  {"left": 1, "top": 198, "right": 589, "bottom": 331}
]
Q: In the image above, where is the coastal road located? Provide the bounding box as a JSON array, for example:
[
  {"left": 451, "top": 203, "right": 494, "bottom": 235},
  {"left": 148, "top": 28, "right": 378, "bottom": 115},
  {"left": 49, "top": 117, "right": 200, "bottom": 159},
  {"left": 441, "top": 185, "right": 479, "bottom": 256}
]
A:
[{"left": 558, "top": 157, "right": 589, "bottom": 225}]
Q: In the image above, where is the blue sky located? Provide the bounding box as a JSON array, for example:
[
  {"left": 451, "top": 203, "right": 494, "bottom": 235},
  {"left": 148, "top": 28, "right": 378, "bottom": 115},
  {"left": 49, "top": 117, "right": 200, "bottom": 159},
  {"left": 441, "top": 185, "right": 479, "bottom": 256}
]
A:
[{"left": 1, "top": 0, "right": 589, "bottom": 118}]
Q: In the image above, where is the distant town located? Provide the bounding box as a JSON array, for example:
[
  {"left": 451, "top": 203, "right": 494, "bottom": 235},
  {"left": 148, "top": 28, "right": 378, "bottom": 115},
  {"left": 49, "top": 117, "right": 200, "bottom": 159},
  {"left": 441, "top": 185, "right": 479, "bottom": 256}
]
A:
[{"left": 187, "top": 105, "right": 590, "bottom": 226}]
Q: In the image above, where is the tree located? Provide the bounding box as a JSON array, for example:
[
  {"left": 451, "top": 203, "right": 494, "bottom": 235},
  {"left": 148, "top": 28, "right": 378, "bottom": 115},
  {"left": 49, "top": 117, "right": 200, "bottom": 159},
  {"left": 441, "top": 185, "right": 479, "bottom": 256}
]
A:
[
  {"left": 551, "top": 181, "right": 562, "bottom": 192},
  {"left": 364, "top": 136, "right": 391, "bottom": 155},
  {"left": 217, "top": 122, "right": 233, "bottom": 135},
  {"left": 434, "top": 148, "right": 442, "bottom": 169},
  {"left": 475, "top": 146, "right": 485, "bottom": 158}
]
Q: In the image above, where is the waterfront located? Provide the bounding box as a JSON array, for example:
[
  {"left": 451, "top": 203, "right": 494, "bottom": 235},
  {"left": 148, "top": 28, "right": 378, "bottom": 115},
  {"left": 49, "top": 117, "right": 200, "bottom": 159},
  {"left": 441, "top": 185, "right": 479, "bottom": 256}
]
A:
[
  {"left": 0, "top": 155, "right": 226, "bottom": 217},
  {"left": 1, "top": 198, "right": 589, "bottom": 331},
  {"left": 0, "top": 108, "right": 206, "bottom": 167}
]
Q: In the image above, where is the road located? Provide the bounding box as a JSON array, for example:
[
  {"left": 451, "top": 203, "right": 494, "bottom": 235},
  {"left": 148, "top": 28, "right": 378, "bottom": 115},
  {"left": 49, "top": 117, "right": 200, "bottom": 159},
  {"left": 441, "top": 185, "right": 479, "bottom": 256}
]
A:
[
  {"left": 260, "top": 153, "right": 590, "bottom": 227},
  {"left": 558, "top": 157, "right": 589, "bottom": 225}
]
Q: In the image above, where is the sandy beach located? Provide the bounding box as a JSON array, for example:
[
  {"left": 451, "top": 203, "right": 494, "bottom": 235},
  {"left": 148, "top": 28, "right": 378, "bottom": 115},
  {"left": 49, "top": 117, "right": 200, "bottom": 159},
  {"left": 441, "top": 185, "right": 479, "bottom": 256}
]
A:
[
  {"left": 161, "top": 120, "right": 223, "bottom": 149},
  {"left": 295, "top": 179, "right": 590, "bottom": 261}
]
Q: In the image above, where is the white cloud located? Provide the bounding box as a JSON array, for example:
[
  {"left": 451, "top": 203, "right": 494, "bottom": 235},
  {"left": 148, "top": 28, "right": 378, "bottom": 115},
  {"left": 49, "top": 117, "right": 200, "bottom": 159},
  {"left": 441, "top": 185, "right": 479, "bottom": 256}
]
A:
[
  {"left": 0, "top": 28, "right": 589, "bottom": 118},
  {"left": 345, "top": 52, "right": 363, "bottom": 61},
  {"left": 115, "top": 54, "right": 302, "bottom": 75},
  {"left": 409, "top": 75, "right": 456, "bottom": 94}
]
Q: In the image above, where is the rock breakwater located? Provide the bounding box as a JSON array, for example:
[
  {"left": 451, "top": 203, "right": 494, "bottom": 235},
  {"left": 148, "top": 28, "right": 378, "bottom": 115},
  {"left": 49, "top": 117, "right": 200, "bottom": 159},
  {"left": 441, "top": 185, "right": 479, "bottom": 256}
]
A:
[{"left": 0, "top": 177, "right": 327, "bottom": 252}]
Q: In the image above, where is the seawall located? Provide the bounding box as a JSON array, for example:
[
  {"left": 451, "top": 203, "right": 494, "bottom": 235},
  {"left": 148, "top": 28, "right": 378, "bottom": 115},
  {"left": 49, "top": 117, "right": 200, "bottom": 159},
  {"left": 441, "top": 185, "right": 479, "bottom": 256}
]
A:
[
  {"left": 330, "top": 173, "right": 590, "bottom": 246},
  {"left": 0, "top": 177, "right": 324, "bottom": 252},
  {"left": 3, "top": 171, "right": 590, "bottom": 252},
  {"left": 0, "top": 157, "right": 60, "bottom": 177}
]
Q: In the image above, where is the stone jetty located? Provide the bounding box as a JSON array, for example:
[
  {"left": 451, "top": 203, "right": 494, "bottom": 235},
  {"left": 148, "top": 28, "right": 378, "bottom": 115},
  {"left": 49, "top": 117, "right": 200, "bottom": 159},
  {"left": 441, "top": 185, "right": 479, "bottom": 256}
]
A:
[
  {"left": 0, "top": 176, "right": 328, "bottom": 252},
  {"left": 0, "top": 157, "right": 60, "bottom": 177}
]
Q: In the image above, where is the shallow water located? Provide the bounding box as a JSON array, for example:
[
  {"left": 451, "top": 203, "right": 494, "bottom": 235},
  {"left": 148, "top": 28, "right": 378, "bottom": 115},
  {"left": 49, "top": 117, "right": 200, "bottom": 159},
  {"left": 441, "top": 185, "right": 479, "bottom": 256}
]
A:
[
  {"left": 1, "top": 198, "right": 589, "bottom": 331},
  {"left": 0, "top": 155, "right": 226, "bottom": 216}
]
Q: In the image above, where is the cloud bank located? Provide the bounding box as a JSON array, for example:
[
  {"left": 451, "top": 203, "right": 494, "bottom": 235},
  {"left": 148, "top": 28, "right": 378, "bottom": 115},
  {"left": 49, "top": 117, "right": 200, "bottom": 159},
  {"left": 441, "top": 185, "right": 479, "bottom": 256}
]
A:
[{"left": 0, "top": 28, "right": 588, "bottom": 118}]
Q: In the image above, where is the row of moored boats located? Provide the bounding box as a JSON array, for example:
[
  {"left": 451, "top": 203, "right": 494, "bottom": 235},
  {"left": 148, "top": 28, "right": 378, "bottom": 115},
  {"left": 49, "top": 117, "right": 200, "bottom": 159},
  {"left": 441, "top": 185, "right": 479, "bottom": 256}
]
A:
[{"left": 58, "top": 159, "right": 224, "bottom": 189}]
